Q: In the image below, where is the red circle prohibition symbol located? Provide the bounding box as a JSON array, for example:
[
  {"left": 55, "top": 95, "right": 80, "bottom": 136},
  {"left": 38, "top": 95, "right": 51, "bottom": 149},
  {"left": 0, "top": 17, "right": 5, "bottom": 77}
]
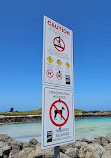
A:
[
  {"left": 56, "top": 72, "right": 62, "bottom": 80},
  {"left": 46, "top": 69, "right": 54, "bottom": 78},
  {"left": 53, "top": 37, "right": 65, "bottom": 52},
  {"left": 49, "top": 100, "right": 69, "bottom": 127}
]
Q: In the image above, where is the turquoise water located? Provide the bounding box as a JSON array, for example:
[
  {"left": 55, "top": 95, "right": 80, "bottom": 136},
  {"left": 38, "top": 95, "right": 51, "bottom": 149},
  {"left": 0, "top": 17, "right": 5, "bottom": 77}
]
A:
[{"left": 0, "top": 117, "right": 111, "bottom": 142}]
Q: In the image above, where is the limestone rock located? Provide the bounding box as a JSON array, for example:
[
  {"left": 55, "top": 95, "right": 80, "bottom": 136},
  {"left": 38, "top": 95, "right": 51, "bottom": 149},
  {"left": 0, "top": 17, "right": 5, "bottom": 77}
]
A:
[
  {"left": 23, "top": 142, "right": 30, "bottom": 149},
  {"left": 72, "top": 141, "right": 87, "bottom": 149},
  {"left": 0, "top": 148, "right": 3, "bottom": 157},
  {"left": 101, "top": 137, "right": 109, "bottom": 146},
  {"left": 60, "top": 152, "right": 71, "bottom": 158},
  {"left": 101, "top": 151, "right": 111, "bottom": 158},
  {"left": 9, "top": 152, "right": 19, "bottom": 158},
  {"left": 78, "top": 145, "right": 95, "bottom": 158},
  {"left": 78, "top": 143, "right": 106, "bottom": 158},
  {"left": 60, "top": 144, "right": 73, "bottom": 153},
  {"left": 93, "top": 136, "right": 110, "bottom": 146},
  {"left": 34, "top": 145, "right": 54, "bottom": 158},
  {"left": 0, "top": 134, "right": 14, "bottom": 142},
  {"left": 0, "top": 141, "right": 8, "bottom": 148},
  {"left": 18, "top": 148, "right": 35, "bottom": 158},
  {"left": 93, "top": 137, "right": 102, "bottom": 145},
  {"left": 65, "top": 147, "right": 79, "bottom": 158},
  {"left": 106, "top": 136, "right": 111, "bottom": 143},
  {"left": 105, "top": 143, "right": 111, "bottom": 151}
]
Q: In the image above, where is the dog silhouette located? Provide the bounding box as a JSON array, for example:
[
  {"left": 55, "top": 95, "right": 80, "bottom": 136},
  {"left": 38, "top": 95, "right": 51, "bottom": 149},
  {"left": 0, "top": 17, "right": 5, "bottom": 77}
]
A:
[{"left": 54, "top": 107, "right": 65, "bottom": 120}]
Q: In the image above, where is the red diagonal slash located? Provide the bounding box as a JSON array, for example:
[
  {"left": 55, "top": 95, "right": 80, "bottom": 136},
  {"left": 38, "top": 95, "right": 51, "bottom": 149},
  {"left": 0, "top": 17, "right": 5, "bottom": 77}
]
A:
[
  {"left": 53, "top": 104, "right": 66, "bottom": 121},
  {"left": 55, "top": 38, "right": 64, "bottom": 49}
]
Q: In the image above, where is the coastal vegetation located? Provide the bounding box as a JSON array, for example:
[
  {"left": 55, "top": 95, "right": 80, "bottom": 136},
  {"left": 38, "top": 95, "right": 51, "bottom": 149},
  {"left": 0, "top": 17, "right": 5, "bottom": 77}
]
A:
[
  {"left": 0, "top": 109, "right": 42, "bottom": 116},
  {"left": 0, "top": 108, "right": 111, "bottom": 116}
]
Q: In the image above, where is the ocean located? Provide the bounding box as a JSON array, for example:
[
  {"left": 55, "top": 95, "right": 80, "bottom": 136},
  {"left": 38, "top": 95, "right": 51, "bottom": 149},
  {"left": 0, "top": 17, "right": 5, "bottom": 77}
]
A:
[{"left": 0, "top": 117, "right": 111, "bottom": 142}]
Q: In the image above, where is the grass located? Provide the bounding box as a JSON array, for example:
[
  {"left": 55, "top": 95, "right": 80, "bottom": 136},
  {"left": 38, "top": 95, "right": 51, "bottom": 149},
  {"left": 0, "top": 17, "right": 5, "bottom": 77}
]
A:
[
  {"left": 0, "top": 109, "right": 111, "bottom": 116},
  {"left": 0, "top": 109, "right": 42, "bottom": 116}
]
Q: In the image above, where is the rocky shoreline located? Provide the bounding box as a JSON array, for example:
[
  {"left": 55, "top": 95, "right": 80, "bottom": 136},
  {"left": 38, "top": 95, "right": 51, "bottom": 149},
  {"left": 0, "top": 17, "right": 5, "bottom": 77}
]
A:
[
  {"left": 0, "top": 115, "right": 42, "bottom": 125},
  {"left": 0, "top": 134, "right": 111, "bottom": 158},
  {"left": 0, "top": 113, "right": 111, "bottom": 125}
]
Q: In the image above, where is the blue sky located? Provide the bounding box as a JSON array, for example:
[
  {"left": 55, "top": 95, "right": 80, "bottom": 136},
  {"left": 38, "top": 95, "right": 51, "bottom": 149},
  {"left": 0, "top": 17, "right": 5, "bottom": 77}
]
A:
[{"left": 0, "top": 0, "right": 111, "bottom": 112}]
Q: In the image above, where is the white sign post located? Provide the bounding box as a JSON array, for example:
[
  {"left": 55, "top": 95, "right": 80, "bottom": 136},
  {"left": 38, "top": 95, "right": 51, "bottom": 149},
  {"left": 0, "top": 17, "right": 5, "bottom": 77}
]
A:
[{"left": 42, "top": 16, "right": 75, "bottom": 154}]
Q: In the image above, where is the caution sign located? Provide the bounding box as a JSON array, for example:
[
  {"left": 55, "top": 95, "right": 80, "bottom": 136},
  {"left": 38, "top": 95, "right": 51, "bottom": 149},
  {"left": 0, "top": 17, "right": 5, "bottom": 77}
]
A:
[
  {"left": 43, "top": 16, "right": 73, "bottom": 88},
  {"left": 42, "top": 86, "right": 74, "bottom": 149},
  {"left": 53, "top": 36, "right": 65, "bottom": 52},
  {"left": 47, "top": 56, "right": 53, "bottom": 63},
  {"left": 57, "top": 59, "right": 62, "bottom": 66},
  {"left": 46, "top": 69, "right": 54, "bottom": 78},
  {"left": 49, "top": 99, "right": 69, "bottom": 127},
  {"left": 56, "top": 71, "right": 62, "bottom": 80}
]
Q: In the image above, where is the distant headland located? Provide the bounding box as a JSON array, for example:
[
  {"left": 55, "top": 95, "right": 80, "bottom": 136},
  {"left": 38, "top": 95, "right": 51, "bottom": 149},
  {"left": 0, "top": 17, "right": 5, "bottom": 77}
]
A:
[{"left": 0, "top": 109, "right": 111, "bottom": 125}]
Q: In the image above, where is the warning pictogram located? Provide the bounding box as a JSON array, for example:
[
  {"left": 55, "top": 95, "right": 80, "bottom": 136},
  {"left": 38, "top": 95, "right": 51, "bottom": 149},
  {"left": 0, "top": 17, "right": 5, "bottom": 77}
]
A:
[
  {"left": 46, "top": 69, "right": 54, "bottom": 78},
  {"left": 49, "top": 99, "right": 69, "bottom": 127},
  {"left": 47, "top": 56, "right": 53, "bottom": 63},
  {"left": 65, "top": 62, "right": 70, "bottom": 68},
  {"left": 56, "top": 71, "right": 62, "bottom": 80},
  {"left": 57, "top": 59, "right": 62, "bottom": 66},
  {"left": 53, "top": 36, "right": 65, "bottom": 52}
]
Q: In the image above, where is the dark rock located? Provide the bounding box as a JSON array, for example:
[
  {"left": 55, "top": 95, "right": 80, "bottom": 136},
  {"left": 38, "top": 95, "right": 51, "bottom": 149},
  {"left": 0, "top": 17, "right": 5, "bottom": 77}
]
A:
[
  {"left": 2, "top": 146, "right": 11, "bottom": 157},
  {"left": 81, "top": 139, "right": 93, "bottom": 144},
  {"left": 29, "top": 138, "right": 38, "bottom": 146}
]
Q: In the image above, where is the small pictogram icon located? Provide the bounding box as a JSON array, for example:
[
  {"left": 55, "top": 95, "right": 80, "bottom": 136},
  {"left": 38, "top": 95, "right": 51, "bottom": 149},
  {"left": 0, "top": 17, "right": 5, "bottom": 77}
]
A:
[
  {"left": 57, "top": 59, "right": 62, "bottom": 66},
  {"left": 65, "top": 62, "right": 70, "bottom": 68},
  {"left": 56, "top": 71, "right": 62, "bottom": 80},
  {"left": 46, "top": 69, "right": 54, "bottom": 78},
  {"left": 47, "top": 56, "right": 53, "bottom": 63},
  {"left": 47, "top": 131, "right": 53, "bottom": 142},
  {"left": 49, "top": 99, "right": 69, "bottom": 127},
  {"left": 53, "top": 36, "right": 65, "bottom": 52},
  {"left": 65, "top": 75, "right": 70, "bottom": 85}
]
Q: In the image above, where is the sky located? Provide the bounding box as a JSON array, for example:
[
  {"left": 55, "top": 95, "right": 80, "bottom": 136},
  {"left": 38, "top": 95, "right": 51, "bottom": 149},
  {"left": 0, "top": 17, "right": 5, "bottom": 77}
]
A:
[{"left": 0, "top": 0, "right": 111, "bottom": 112}]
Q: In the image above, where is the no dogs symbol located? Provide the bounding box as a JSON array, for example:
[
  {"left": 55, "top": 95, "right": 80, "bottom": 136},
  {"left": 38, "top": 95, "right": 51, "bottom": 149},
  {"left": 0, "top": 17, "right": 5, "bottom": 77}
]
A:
[
  {"left": 49, "top": 99, "right": 69, "bottom": 127},
  {"left": 53, "top": 36, "right": 65, "bottom": 52}
]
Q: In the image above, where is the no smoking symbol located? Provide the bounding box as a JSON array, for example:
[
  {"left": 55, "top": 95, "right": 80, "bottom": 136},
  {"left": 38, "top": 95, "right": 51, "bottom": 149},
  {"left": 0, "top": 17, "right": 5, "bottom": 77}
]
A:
[
  {"left": 53, "top": 36, "right": 65, "bottom": 52},
  {"left": 49, "top": 99, "right": 69, "bottom": 127}
]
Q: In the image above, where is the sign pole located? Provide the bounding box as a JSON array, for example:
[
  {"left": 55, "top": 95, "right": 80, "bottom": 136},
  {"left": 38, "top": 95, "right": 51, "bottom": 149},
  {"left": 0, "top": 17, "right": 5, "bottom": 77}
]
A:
[{"left": 54, "top": 146, "right": 60, "bottom": 158}]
